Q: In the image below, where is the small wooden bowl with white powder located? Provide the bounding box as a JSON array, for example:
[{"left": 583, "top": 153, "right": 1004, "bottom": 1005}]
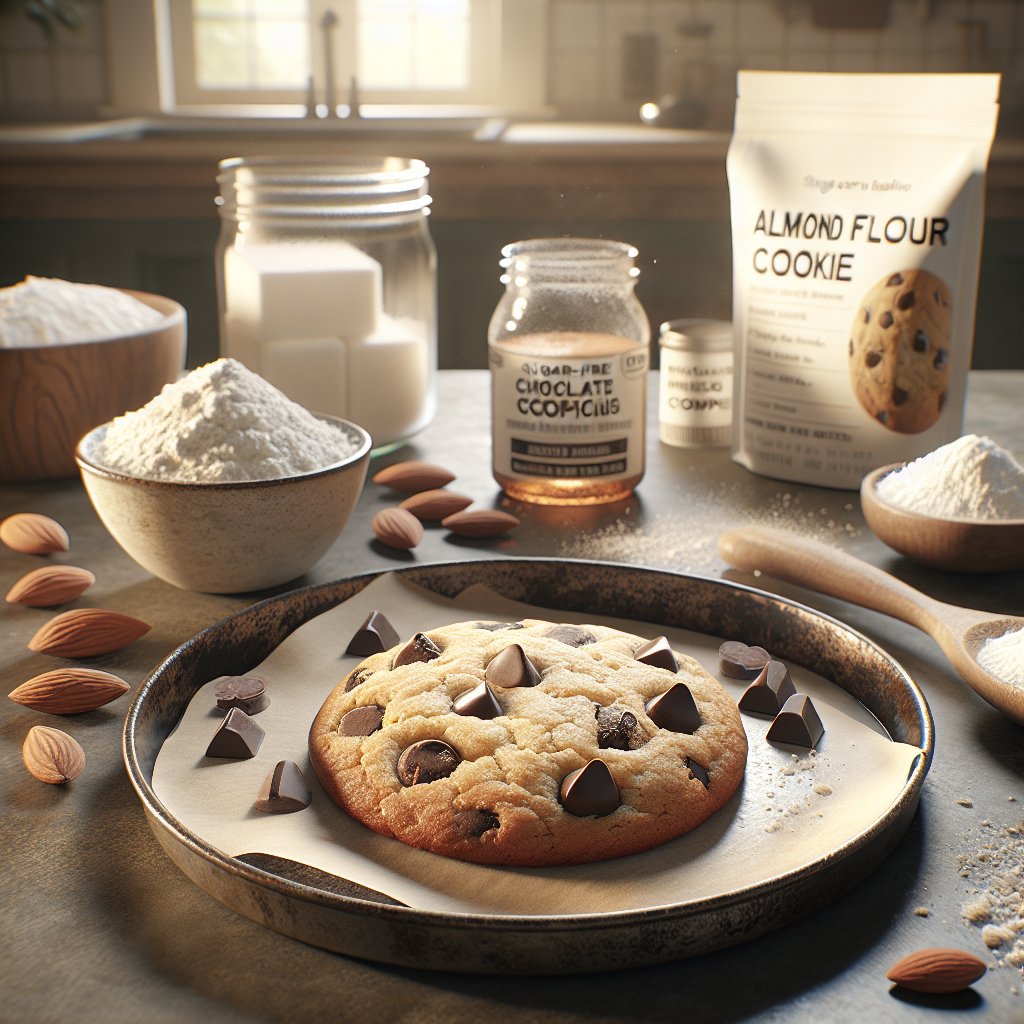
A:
[
  {"left": 861, "top": 435, "right": 1024, "bottom": 574},
  {"left": 75, "top": 359, "right": 371, "bottom": 593}
]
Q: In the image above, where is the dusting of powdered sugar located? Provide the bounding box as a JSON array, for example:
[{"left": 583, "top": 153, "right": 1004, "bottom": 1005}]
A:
[
  {"left": 875, "top": 434, "right": 1024, "bottom": 520},
  {"left": 977, "top": 628, "right": 1024, "bottom": 688},
  {"left": 92, "top": 358, "right": 359, "bottom": 482},
  {"left": 0, "top": 276, "right": 164, "bottom": 346}
]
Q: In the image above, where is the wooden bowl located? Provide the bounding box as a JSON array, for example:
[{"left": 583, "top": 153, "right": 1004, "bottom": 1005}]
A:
[
  {"left": 0, "top": 290, "right": 186, "bottom": 482},
  {"left": 861, "top": 464, "right": 1024, "bottom": 573}
]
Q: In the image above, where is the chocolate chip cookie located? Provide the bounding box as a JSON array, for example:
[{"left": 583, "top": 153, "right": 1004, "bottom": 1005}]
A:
[
  {"left": 309, "top": 619, "right": 747, "bottom": 866},
  {"left": 848, "top": 269, "right": 953, "bottom": 434}
]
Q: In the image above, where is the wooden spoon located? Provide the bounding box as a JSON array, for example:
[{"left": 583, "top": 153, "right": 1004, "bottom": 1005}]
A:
[
  {"left": 718, "top": 525, "right": 1024, "bottom": 724},
  {"left": 861, "top": 464, "right": 1024, "bottom": 573}
]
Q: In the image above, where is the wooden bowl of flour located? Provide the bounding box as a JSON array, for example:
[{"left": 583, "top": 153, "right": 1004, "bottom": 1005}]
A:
[{"left": 0, "top": 290, "right": 186, "bottom": 482}]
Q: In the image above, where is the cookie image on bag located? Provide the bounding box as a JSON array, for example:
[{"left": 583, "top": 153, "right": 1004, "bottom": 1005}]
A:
[
  {"left": 309, "top": 619, "right": 747, "bottom": 866},
  {"left": 848, "top": 269, "right": 953, "bottom": 434}
]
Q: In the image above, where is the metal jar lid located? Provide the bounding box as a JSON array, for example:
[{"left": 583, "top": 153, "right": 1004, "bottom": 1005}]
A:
[{"left": 659, "top": 319, "right": 733, "bottom": 352}]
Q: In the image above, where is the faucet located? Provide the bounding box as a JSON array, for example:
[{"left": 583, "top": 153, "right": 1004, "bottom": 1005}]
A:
[{"left": 320, "top": 9, "right": 338, "bottom": 118}]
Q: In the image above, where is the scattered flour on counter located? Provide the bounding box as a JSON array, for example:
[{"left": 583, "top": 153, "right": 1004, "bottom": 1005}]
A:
[
  {"left": 977, "top": 628, "right": 1024, "bottom": 688},
  {"left": 875, "top": 434, "right": 1024, "bottom": 520},
  {"left": 0, "top": 276, "right": 164, "bottom": 346},
  {"left": 92, "top": 358, "right": 360, "bottom": 482}
]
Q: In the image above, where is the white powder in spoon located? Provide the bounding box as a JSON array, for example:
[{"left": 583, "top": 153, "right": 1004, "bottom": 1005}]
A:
[
  {"left": 93, "top": 358, "right": 360, "bottom": 482},
  {"left": 875, "top": 434, "right": 1024, "bottom": 520},
  {"left": 977, "top": 628, "right": 1024, "bottom": 688}
]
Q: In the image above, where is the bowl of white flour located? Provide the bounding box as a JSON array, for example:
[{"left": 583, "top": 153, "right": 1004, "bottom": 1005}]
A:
[
  {"left": 0, "top": 278, "right": 187, "bottom": 482},
  {"left": 75, "top": 359, "right": 372, "bottom": 593}
]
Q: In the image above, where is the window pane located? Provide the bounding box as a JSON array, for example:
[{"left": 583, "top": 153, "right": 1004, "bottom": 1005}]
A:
[
  {"left": 194, "top": 0, "right": 246, "bottom": 16},
  {"left": 359, "top": 22, "right": 413, "bottom": 89},
  {"left": 253, "top": 21, "right": 308, "bottom": 87},
  {"left": 415, "top": 19, "right": 467, "bottom": 88},
  {"left": 194, "top": 20, "right": 248, "bottom": 88}
]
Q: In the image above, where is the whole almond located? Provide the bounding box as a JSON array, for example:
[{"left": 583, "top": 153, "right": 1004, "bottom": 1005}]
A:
[
  {"left": 6, "top": 565, "right": 96, "bottom": 607},
  {"left": 10, "top": 668, "right": 130, "bottom": 715},
  {"left": 399, "top": 489, "right": 474, "bottom": 521},
  {"left": 22, "top": 725, "right": 85, "bottom": 784},
  {"left": 28, "top": 608, "right": 151, "bottom": 658},
  {"left": 0, "top": 513, "right": 69, "bottom": 554},
  {"left": 886, "top": 947, "right": 987, "bottom": 994},
  {"left": 372, "top": 461, "right": 456, "bottom": 493},
  {"left": 372, "top": 507, "right": 424, "bottom": 550},
  {"left": 441, "top": 509, "right": 520, "bottom": 539}
]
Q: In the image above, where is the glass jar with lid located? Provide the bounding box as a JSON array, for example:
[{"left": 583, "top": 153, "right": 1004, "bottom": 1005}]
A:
[
  {"left": 215, "top": 156, "right": 436, "bottom": 452},
  {"left": 488, "top": 238, "right": 650, "bottom": 505}
]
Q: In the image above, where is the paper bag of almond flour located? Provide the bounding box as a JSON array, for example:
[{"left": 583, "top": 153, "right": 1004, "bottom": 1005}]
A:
[{"left": 727, "top": 72, "right": 999, "bottom": 488}]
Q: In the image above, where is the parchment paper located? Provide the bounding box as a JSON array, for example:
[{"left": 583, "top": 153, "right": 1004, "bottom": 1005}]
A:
[{"left": 153, "top": 574, "right": 923, "bottom": 916}]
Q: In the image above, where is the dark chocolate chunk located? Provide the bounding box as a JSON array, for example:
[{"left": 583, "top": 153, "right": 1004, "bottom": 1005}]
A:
[
  {"left": 485, "top": 643, "right": 541, "bottom": 688},
  {"left": 595, "top": 705, "right": 647, "bottom": 750},
  {"left": 685, "top": 757, "right": 710, "bottom": 789},
  {"left": 396, "top": 739, "right": 461, "bottom": 786},
  {"left": 892, "top": 386, "right": 909, "bottom": 406},
  {"left": 544, "top": 624, "right": 596, "bottom": 647},
  {"left": 896, "top": 290, "right": 915, "bottom": 310},
  {"left": 718, "top": 641, "right": 771, "bottom": 680},
  {"left": 559, "top": 759, "right": 620, "bottom": 817},
  {"left": 933, "top": 348, "right": 949, "bottom": 370},
  {"left": 254, "top": 760, "right": 311, "bottom": 813},
  {"left": 766, "top": 693, "right": 825, "bottom": 749},
  {"left": 215, "top": 675, "right": 268, "bottom": 715},
  {"left": 645, "top": 682, "right": 701, "bottom": 734},
  {"left": 454, "top": 808, "right": 500, "bottom": 838},
  {"left": 738, "top": 660, "right": 797, "bottom": 718},
  {"left": 879, "top": 310, "right": 894, "bottom": 328},
  {"left": 392, "top": 632, "right": 442, "bottom": 667},
  {"left": 452, "top": 681, "right": 503, "bottom": 719},
  {"left": 340, "top": 704, "right": 385, "bottom": 736},
  {"left": 913, "top": 329, "right": 929, "bottom": 352},
  {"left": 877, "top": 410, "right": 890, "bottom": 425},
  {"left": 863, "top": 308, "right": 870, "bottom": 323},
  {"left": 865, "top": 351, "right": 882, "bottom": 368},
  {"left": 474, "top": 621, "right": 524, "bottom": 631},
  {"left": 344, "top": 667, "right": 372, "bottom": 692},
  {"left": 205, "top": 707, "right": 265, "bottom": 759},
  {"left": 886, "top": 272, "right": 904, "bottom": 286},
  {"left": 938, "top": 391, "right": 947, "bottom": 410},
  {"left": 346, "top": 611, "right": 400, "bottom": 656},
  {"left": 633, "top": 635, "right": 679, "bottom": 673}
]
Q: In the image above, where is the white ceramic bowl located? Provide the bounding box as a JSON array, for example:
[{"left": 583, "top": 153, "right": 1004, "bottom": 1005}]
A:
[
  {"left": 76, "top": 415, "right": 371, "bottom": 593},
  {"left": 0, "top": 290, "right": 187, "bottom": 482}
]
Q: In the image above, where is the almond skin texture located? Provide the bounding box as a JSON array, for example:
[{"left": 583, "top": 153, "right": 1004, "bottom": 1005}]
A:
[
  {"left": 441, "top": 509, "right": 520, "bottom": 539},
  {"left": 6, "top": 565, "right": 96, "bottom": 607},
  {"left": 398, "top": 489, "right": 474, "bottom": 521},
  {"left": 10, "top": 668, "right": 130, "bottom": 715},
  {"left": 0, "top": 513, "right": 69, "bottom": 554},
  {"left": 22, "top": 725, "right": 85, "bottom": 784},
  {"left": 372, "top": 507, "right": 424, "bottom": 550},
  {"left": 28, "top": 608, "right": 151, "bottom": 658},
  {"left": 372, "top": 461, "right": 456, "bottom": 493},
  {"left": 886, "top": 948, "right": 988, "bottom": 994}
]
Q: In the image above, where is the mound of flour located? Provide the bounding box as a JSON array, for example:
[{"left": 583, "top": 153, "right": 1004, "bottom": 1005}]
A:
[
  {"left": 93, "top": 358, "right": 360, "bottom": 482},
  {"left": 0, "top": 276, "right": 164, "bottom": 346}
]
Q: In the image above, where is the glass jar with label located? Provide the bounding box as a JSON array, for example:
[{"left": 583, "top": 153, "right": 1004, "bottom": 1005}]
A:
[
  {"left": 215, "top": 156, "right": 436, "bottom": 453},
  {"left": 488, "top": 238, "right": 650, "bottom": 505}
]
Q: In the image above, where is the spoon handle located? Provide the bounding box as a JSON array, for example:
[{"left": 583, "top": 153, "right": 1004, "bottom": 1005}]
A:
[{"left": 718, "top": 526, "right": 947, "bottom": 635}]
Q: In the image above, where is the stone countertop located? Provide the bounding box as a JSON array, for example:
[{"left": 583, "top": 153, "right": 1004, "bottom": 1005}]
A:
[{"left": 1, "top": 370, "right": 1022, "bottom": 1022}]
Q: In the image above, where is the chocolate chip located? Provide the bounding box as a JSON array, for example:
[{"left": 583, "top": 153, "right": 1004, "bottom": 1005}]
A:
[
  {"left": 559, "top": 759, "right": 620, "bottom": 817},
  {"left": 933, "top": 348, "right": 949, "bottom": 371},
  {"left": 897, "top": 290, "right": 915, "bottom": 310},
  {"left": 718, "top": 641, "right": 770, "bottom": 679},
  {"left": 205, "top": 707, "right": 265, "bottom": 759},
  {"left": 544, "top": 625, "right": 596, "bottom": 647},
  {"left": 454, "top": 808, "right": 500, "bottom": 838},
  {"left": 396, "top": 739, "right": 461, "bottom": 786},
  {"left": 254, "top": 760, "right": 311, "bottom": 813},
  {"left": 485, "top": 643, "right": 541, "bottom": 688},
  {"left": 938, "top": 391, "right": 947, "bottom": 411},
  {"left": 346, "top": 611, "right": 400, "bottom": 656},
  {"left": 913, "top": 329, "right": 929, "bottom": 353},
  {"left": 645, "top": 682, "right": 701, "bottom": 734},
  {"left": 393, "top": 632, "right": 442, "bottom": 668},
  {"left": 886, "top": 273, "right": 904, "bottom": 286},
  {"left": 863, "top": 308, "right": 870, "bottom": 324},
  {"left": 340, "top": 704, "right": 385, "bottom": 736},
  {"left": 595, "top": 705, "right": 647, "bottom": 750},
  {"left": 452, "top": 681, "right": 503, "bottom": 719},
  {"left": 474, "top": 621, "right": 524, "bottom": 631},
  {"left": 892, "top": 386, "right": 909, "bottom": 406},
  {"left": 766, "top": 693, "right": 825, "bottom": 749},
  {"left": 877, "top": 410, "right": 890, "bottom": 425},
  {"left": 344, "top": 667, "right": 372, "bottom": 692},
  {"left": 865, "top": 351, "right": 882, "bottom": 369},
  {"left": 879, "top": 311, "right": 894, "bottom": 329},
  {"left": 633, "top": 635, "right": 679, "bottom": 673},
  {"left": 848, "top": 338, "right": 854, "bottom": 356},
  {"left": 685, "top": 757, "right": 710, "bottom": 789},
  {"left": 738, "top": 660, "right": 797, "bottom": 718},
  {"left": 215, "top": 675, "right": 268, "bottom": 715}
]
